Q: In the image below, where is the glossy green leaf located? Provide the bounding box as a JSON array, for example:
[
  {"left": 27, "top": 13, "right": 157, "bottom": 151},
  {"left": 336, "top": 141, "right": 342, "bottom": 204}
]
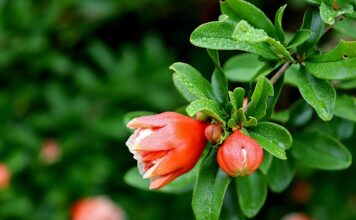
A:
[
  {"left": 274, "top": 5, "right": 287, "bottom": 43},
  {"left": 334, "top": 17, "right": 356, "bottom": 38},
  {"left": 298, "top": 8, "right": 324, "bottom": 54},
  {"left": 190, "top": 21, "right": 278, "bottom": 60},
  {"left": 236, "top": 170, "right": 267, "bottom": 218},
  {"left": 186, "top": 98, "right": 226, "bottom": 123},
  {"left": 224, "top": 53, "right": 265, "bottom": 82},
  {"left": 124, "top": 166, "right": 197, "bottom": 194},
  {"left": 207, "top": 50, "right": 229, "bottom": 104},
  {"left": 220, "top": 0, "right": 276, "bottom": 37},
  {"left": 308, "top": 40, "right": 356, "bottom": 62},
  {"left": 304, "top": 116, "right": 354, "bottom": 140},
  {"left": 284, "top": 64, "right": 299, "bottom": 86},
  {"left": 229, "top": 87, "right": 245, "bottom": 111},
  {"left": 249, "top": 122, "right": 293, "bottom": 150},
  {"left": 320, "top": 1, "right": 353, "bottom": 25},
  {"left": 287, "top": 29, "right": 312, "bottom": 48},
  {"left": 232, "top": 21, "right": 294, "bottom": 61},
  {"left": 289, "top": 100, "right": 314, "bottom": 127},
  {"left": 335, "top": 79, "right": 356, "bottom": 89},
  {"left": 292, "top": 132, "right": 352, "bottom": 170},
  {"left": 192, "top": 149, "right": 231, "bottom": 220},
  {"left": 249, "top": 130, "right": 288, "bottom": 160},
  {"left": 334, "top": 95, "right": 356, "bottom": 121},
  {"left": 305, "top": 58, "right": 356, "bottom": 80},
  {"left": 245, "top": 77, "right": 274, "bottom": 120},
  {"left": 259, "top": 153, "right": 273, "bottom": 175},
  {"left": 267, "top": 156, "right": 296, "bottom": 192},
  {"left": 297, "top": 66, "right": 336, "bottom": 121},
  {"left": 170, "top": 62, "right": 214, "bottom": 102}
]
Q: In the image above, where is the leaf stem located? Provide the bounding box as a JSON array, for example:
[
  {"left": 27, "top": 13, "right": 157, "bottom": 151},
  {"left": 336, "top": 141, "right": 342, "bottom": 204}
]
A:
[{"left": 270, "top": 61, "right": 291, "bottom": 85}]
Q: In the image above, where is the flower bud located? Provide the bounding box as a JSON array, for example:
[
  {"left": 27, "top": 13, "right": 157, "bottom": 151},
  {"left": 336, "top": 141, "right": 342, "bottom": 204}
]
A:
[
  {"left": 195, "top": 112, "right": 208, "bottom": 122},
  {"left": 243, "top": 97, "right": 248, "bottom": 109},
  {"left": 217, "top": 130, "right": 263, "bottom": 177},
  {"left": 205, "top": 124, "right": 223, "bottom": 143}
]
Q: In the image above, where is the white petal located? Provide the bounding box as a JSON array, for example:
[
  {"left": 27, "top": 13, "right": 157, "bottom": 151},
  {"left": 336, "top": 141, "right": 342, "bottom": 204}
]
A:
[{"left": 143, "top": 157, "right": 164, "bottom": 179}]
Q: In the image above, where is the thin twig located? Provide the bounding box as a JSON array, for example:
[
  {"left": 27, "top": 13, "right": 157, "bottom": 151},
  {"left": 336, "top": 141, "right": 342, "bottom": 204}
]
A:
[{"left": 270, "top": 61, "right": 291, "bottom": 85}]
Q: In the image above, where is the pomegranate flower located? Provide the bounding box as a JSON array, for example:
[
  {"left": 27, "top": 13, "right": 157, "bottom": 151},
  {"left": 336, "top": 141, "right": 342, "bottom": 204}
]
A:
[
  {"left": 126, "top": 112, "right": 207, "bottom": 189},
  {"left": 217, "top": 130, "right": 263, "bottom": 177}
]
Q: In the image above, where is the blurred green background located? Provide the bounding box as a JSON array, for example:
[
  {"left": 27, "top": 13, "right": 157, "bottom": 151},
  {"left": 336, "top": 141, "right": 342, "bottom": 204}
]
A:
[{"left": 0, "top": 0, "right": 355, "bottom": 219}]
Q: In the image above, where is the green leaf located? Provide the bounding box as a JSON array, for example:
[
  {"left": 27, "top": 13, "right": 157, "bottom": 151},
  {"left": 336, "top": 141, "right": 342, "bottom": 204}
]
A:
[
  {"left": 236, "top": 170, "right": 267, "bottom": 218},
  {"left": 320, "top": 1, "right": 353, "bottom": 25},
  {"left": 259, "top": 153, "right": 273, "bottom": 175},
  {"left": 267, "top": 156, "right": 296, "bottom": 192},
  {"left": 308, "top": 40, "right": 356, "bottom": 62},
  {"left": 207, "top": 50, "right": 229, "bottom": 104},
  {"left": 292, "top": 132, "right": 352, "bottom": 170},
  {"left": 170, "top": 62, "right": 214, "bottom": 102},
  {"left": 232, "top": 21, "right": 294, "bottom": 62},
  {"left": 274, "top": 5, "right": 287, "bottom": 43},
  {"left": 288, "top": 99, "right": 314, "bottom": 127},
  {"left": 305, "top": 58, "right": 356, "bottom": 80},
  {"left": 284, "top": 64, "right": 300, "bottom": 87},
  {"left": 334, "top": 17, "right": 356, "bottom": 38},
  {"left": 245, "top": 77, "right": 274, "bottom": 120},
  {"left": 334, "top": 94, "right": 356, "bottom": 121},
  {"left": 297, "top": 8, "right": 324, "bottom": 54},
  {"left": 249, "top": 122, "right": 293, "bottom": 150},
  {"left": 223, "top": 53, "right": 265, "bottom": 82},
  {"left": 220, "top": 0, "right": 276, "bottom": 37},
  {"left": 186, "top": 98, "right": 227, "bottom": 123},
  {"left": 192, "top": 149, "right": 231, "bottom": 220},
  {"left": 124, "top": 166, "right": 197, "bottom": 194},
  {"left": 229, "top": 87, "right": 245, "bottom": 112},
  {"left": 336, "top": 79, "right": 356, "bottom": 89},
  {"left": 287, "top": 29, "right": 312, "bottom": 48},
  {"left": 297, "top": 66, "right": 336, "bottom": 121},
  {"left": 190, "top": 21, "right": 278, "bottom": 60},
  {"left": 304, "top": 116, "right": 354, "bottom": 140}
]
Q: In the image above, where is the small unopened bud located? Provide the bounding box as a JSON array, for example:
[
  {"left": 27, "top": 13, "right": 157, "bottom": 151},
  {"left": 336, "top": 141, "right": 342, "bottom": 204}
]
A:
[
  {"left": 217, "top": 130, "right": 263, "bottom": 177},
  {"left": 205, "top": 124, "right": 223, "bottom": 143},
  {"left": 196, "top": 112, "right": 208, "bottom": 122},
  {"left": 243, "top": 97, "right": 248, "bottom": 109}
]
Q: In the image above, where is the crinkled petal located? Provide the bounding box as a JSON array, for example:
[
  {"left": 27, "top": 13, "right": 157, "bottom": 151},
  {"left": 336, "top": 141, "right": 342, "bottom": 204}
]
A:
[
  {"left": 127, "top": 112, "right": 180, "bottom": 129},
  {"left": 149, "top": 171, "right": 182, "bottom": 189}
]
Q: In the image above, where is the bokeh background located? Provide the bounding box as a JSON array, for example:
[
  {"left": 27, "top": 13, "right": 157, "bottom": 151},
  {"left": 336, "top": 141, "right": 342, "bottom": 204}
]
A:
[{"left": 0, "top": 0, "right": 355, "bottom": 219}]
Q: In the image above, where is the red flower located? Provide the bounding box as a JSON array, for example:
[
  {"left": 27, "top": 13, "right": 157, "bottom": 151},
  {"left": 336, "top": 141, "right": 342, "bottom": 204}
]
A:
[
  {"left": 126, "top": 112, "right": 207, "bottom": 189},
  {"left": 71, "top": 196, "right": 125, "bottom": 220},
  {"left": 217, "top": 130, "right": 263, "bottom": 177}
]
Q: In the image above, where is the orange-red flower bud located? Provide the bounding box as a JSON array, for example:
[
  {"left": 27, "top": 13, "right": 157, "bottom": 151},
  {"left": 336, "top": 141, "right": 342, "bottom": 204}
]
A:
[
  {"left": 205, "top": 124, "right": 223, "bottom": 143},
  {"left": 71, "top": 196, "right": 125, "bottom": 220},
  {"left": 217, "top": 130, "right": 263, "bottom": 177},
  {"left": 0, "top": 164, "right": 10, "bottom": 190},
  {"left": 126, "top": 112, "right": 208, "bottom": 189}
]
